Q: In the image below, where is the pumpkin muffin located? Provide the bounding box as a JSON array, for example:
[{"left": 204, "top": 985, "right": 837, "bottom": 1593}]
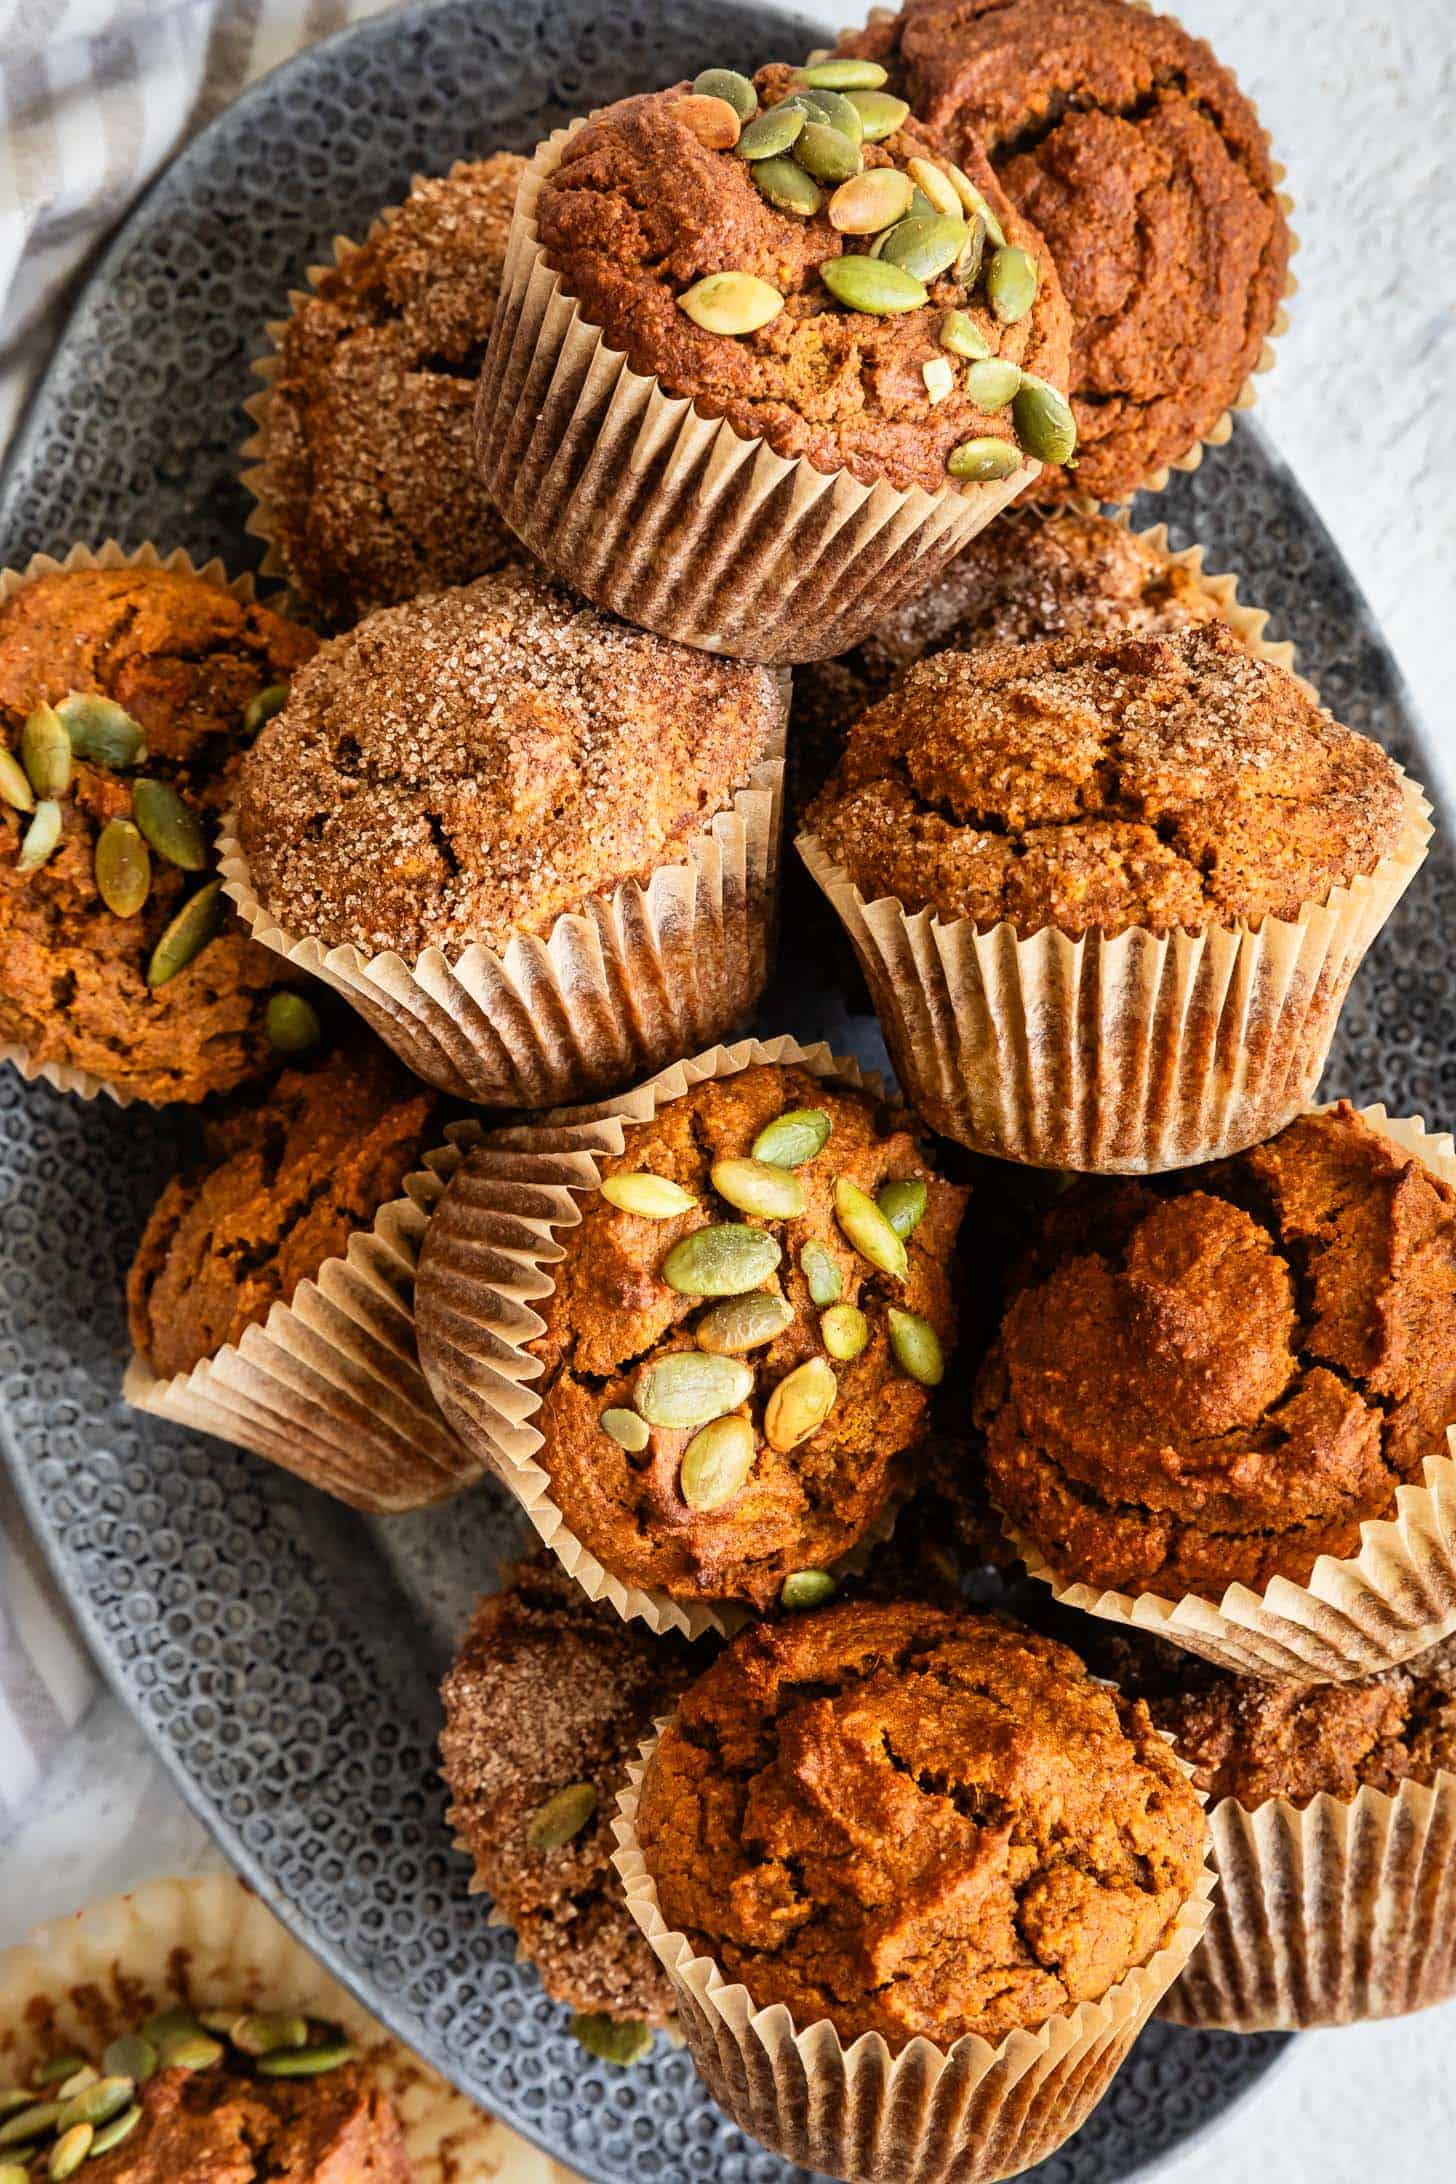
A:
[
  {"left": 837, "top": 0, "right": 1291, "bottom": 500},
  {"left": 439, "top": 1554, "right": 693, "bottom": 2028},
  {"left": 631, "top": 1599, "right": 1206, "bottom": 2047},
  {"left": 975, "top": 1102, "right": 1456, "bottom": 1598},
  {"left": 0, "top": 564, "right": 317, "bottom": 1103},
  {"left": 255, "top": 154, "right": 530, "bottom": 629}
]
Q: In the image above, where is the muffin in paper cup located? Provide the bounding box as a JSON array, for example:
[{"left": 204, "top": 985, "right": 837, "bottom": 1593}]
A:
[
  {"left": 0, "top": 1873, "right": 566, "bottom": 2184},
  {"left": 612, "top": 1730, "right": 1215, "bottom": 2184}
]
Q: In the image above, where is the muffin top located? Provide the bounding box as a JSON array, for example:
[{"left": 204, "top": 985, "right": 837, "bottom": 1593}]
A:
[
  {"left": 514, "top": 1063, "right": 967, "bottom": 1609},
  {"left": 236, "top": 565, "right": 783, "bottom": 958},
  {"left": 439, "top": 1554, "right": 695, "bottom": 2027},
  {"left": 127, "top": 1035, "right": 442, "bottom": 1381},
  {"left": 534, "top": 63, "right": 1072, "bottom": 495},
  {"left": 261, "top": 154, "right": 530, "bottom": 629},
  {"left": 633, "top": 1600, "right": 1205, "bottom": 2046},
  {"left": 0, "top": 566, "right": 317, "bottom": 1103},
  {"left": 975, "top": 1103, "right": 1456, "bottom": 1599},
  {"left": 803, "top": 622, "right": 1408, "bottom": 938},
  {"left": 838, "top": 0, "right": 1291, "bottom": 500}
]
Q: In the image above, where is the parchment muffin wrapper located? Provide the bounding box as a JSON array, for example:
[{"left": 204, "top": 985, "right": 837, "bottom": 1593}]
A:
[
  {"left": 611, "top": 1729, "right": 1215, "bottom": 2184},
  {"left": 414, "top": 1033, "right": 916, "bottom": 1642},
  {"left": 471, "top": 118, "right": 1047, "bottom": 668},
  {"left": 0, "top": 1873, "right": 566, "bottom": 2184},
  {"left": 122, "top": 1120, "right": 485, "bottom": 1514},
  {"left": 1002, "top": 1102, "right": 1456, "bottom": 1682},
  {"left": 798, "top": 768, "right": 1430, "bottom": 1173},
  {"left": 216, "top": 685, "right": 786, "bottom": 1107}
]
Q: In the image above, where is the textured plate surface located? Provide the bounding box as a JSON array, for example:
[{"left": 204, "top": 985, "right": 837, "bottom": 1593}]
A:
[{"left": 8, "top": 0, "right": 1449, "bottom": 2176}]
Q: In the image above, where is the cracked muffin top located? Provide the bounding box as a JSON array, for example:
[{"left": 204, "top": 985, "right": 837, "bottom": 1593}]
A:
[
  {"left": 235, "top": 565, "right": 783, "bottom": 958},
  {"left": 260, "top": 154, "right": 530, "bottom": 630},
  {"left": 837, "top": 0, "right": 1291, "bottom": 500},
  {"left": 439, "top": 1553, "right": 694, "bottom": 2028},
  {"left": 510, "top": 1063, "right": 968, "bottom": 1610},
  {"left": 0, "top": 565, "right": 317, "bottom": 1103},
  {"left": 126, "top": 1034, "right": 442, "bottom": 1381},
  {"left": 532, "top": 62, "right": 1072, "bottom": 495},
  {"left": 803, "top": 622, "right": 1408, "bottom": 938},
  {"left": 633, "top": 1599, "right": 1205, "bottom": 2046},
  {"left": 975, "top": 1103, "right": 1456, "bottom": 1599}
]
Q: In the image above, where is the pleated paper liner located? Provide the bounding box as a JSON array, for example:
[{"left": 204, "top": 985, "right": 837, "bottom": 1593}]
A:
[
  {"left": 798, "top": 768, "right": 1431, "bottom": 1173},
  {"left": 0, "top": 541, "right": 287, "bottom": 1109},
  {"left": 123, "top": 1120, "right": 484, "bottom": 1514},
  {"left": 472, "top": 119, "right": 1047, "bottom": 669},
  {"left": 612, "top": 1732, "right": 1215, "bottom": 2184},
  {"left": 0, "top": 1874, "right": 568, "bottom": 2184},
  {"left": 415, "top": 1034, "right": 898, "bottom": 1642},
  {"left": 1160, "top": 1772, "right": 1456, "bottom": 2032},
  {"left": 1002, "top": 1104, "right": 1456, "bottom": 1682}
]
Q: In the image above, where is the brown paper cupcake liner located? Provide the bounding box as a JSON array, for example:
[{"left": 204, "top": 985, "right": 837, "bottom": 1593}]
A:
[
  {"left": 122, "top": 1121, "right": 484, "bottom": 1513},
  {"left": 612, "top": 1734, "right": 1215, "bottom": 2184},
  {"left": 1161, "top": 1773, "right": 1456, "bottom": 2030},
  {"left": 1003, "top": 1103, "right": 1456, "bottom": 1682},
  {"left": 798, "top": 769, "right": 1430, "bottom": 1172},
  {"left": 415, "top": 1034, "right": 893, "bottom": 1641},
  {"left": 472, "top": 120, "right": 1042, "bottom": 669},
  {"left": 0, "top": 1874, "right": 568, "bottom": 2184}
]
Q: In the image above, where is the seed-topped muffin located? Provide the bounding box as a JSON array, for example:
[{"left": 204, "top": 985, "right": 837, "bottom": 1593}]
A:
[
  {"left": 254, "top": 154, "right": 530, "bottom": 629},
  {"left": 837, "top": 0, "right": 1291, "bottom": 500}
]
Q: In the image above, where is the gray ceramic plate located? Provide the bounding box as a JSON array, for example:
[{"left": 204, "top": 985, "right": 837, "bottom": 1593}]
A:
[{"left": 8, "top": 0, "right": 1451, "bottom": 2176}]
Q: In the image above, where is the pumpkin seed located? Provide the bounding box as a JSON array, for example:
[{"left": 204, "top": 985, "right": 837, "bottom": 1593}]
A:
[
  {"left": 922, "top": 355, "right": 955, "bottom": 403},
  {"left": 600, "top": 1171, "right": 698, "bottom": 1219},
  {"left": 782, "top": 86, "right": 862, "bottom": 140},
  {"left": 940, "top": 308, "right": 992, "bottom": 361},
  {"left": 820, "top": 1303, "right": 869, "bottom": 1360},
  {"left": 677, "top": 272, "right": 783, "bottom": 336},
  {"left": 834, "top": 1176, "right": 909, "bottom": 1280},
  {"left": 56, "top": 2078, "right": 133, "bottom": 2133},
  {"left": 0, "top": 2097, "right": 32, "bottom": 2120},
  {"left": 692, "top": 67, "right": 758, "bottom": 122},
  {"left": 781, "top": 1568, "right": 837, "bottom": 1611},
  {"left": 888, "top": 1306, "right": 944, "bottom": 1386},
  {"left": 827, "top": 167, "right": 915, "bottom": 234},
  {"left": 661, "top": 1222, "right": 782, "bottom": 1296},
  {"left": 905, "top": 157, "right": 961, "bottom": 218},
  {"left": 157, "top": 2033, "right": 224, "bottom": 2072},
  {"left": 966, "top": 358, "right": 1021, "bottom": 410},
  {"left": 243, "top": 684, "right": 289, "bottom": 737},
  {"left": 879, "top": 214, "right": 968, "bottom": 282},
  {"left": 800, "top": 1240, "right": 842, "bottom": 1305},
  {"left": 229, "top": 2014, "right": 311, "bottom": 2059},
  {"left": 635, "top": 1351, "right": 754, "bottom": 1429},
  {"left": 145, "top": 879, "right": 224, "bottom": 986},
  {"left": 752, "top": 1106, "right": 831, "bottom": 1167},
  {"left": 0, "top": 746, "right": 33, "bottom": 812},
  {"left": 16, "top": 799, "right": 62, "bottom": 873},
  {"left": 710, "top": 1156, "right": 805, "bottom": 1220},
  {"left": 986, "top": 244, "right": 1038, "bottom": 325},
  {"left": 948, "top": 436, "right": 1023, "bottom": 482},
  {"left": 945, "top": 163, "right": 1006, "bottom": 248},
  {"left": 764, "top": 1355, "right": 837, "bottom": 1451},
  {"left": 736, "top": 105, "right": 806, "bottom": 159},
  {"left": 141, "top": 2009, "right": 201, "bottom": 2044},
  {"left": 131, "top": 777, "right": 207, "bottom": 869},
  {"left": 57, "top": 693, "right": 145, "bottom": 768},
  {"left": 673, "top": 93, "right": 742, "bottom": 148},
  {"left": 751, "top": 154, "right": 823, "bottom": 216},
  {"left": 257, "top": 2040, "right": 354, "bottom": 2078},
  {"left": 847, "top": 89, "right": 910, "bottom": 140},
  {"left": 525, "top": 1782, "right": 598, "bottom": 1851},
  {"left": 680, "top": 1415, "right": 756, "bottom": 1511},
  {"left": 21, "top": 703, "right": 71, "bottom": 798},
  {"left": 600, "top": 1407, "right": 651, "bottom": 1452},
  {"left": 101, "top": 2036, "right": 155, "bottom": 2085},
  {"left": 197, "top": 2010, "right": 243, "bottom": 2035},
  {"left": 796, "top": 57, "right": 886, "bottom": 89},
  {"left": 53, "top": 2070, "right": 96, "bottom": 2102},
  {"left": 48, "top": 2125, "right": 92, "bottom": 2180},
  {"left": 907, "top": 186, "right": 938, "bottom": 220},
  {"left": 1013, "top": 376, "right": 1078, "bottom": 466},
  {"left": 0, "top": 2164, "right": 29, "bottom": 2183},
  {"left": 88, "top": 2108, "right": 143, "bottom": 2158},
  {"left": 793, "top": 121, "right": 862, "bottom": 183},
  {"left": 695, "top": 1292, "right": 794, "bottom": 1354},
  {"left": 570, "top": 2015, "right": 652, "bottom": 2067},
  {"left": 264, "top": 990, "right": 322, "bottom": 1054},
  {"left": 877, "top": 1178, "right": 928, "bottom": 1238},
  {"left": 0, "top": 2104, "right": 62, "bottom": 2146},
  {"left": 94, "top": 819, "right": 150, "bottom": 916},
  {"left": 956, "top": 217, "right": 987, "bottom": 285},
  {"left": 820, "top": 254, "right": 927, "bottom": 314}
]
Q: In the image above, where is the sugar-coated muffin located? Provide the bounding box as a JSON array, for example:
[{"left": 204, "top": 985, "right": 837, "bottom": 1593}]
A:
[
  {"left": 439, "top": 1555, "right": 694, "bottom": 2027},
  {"left": 633, "top": 1600, "right": 1206, "bottom": 2046},
  {"left": 257, "top": 155, "right": 530, "bottom": 628},
  {"left": 975, "top": 1103, "right": 1456, "bottom": 1597}
]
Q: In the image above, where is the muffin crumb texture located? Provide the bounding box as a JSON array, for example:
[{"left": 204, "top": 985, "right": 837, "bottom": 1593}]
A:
[{"left": 76, "top": 2058, "right": 410, "bottom": 2181}]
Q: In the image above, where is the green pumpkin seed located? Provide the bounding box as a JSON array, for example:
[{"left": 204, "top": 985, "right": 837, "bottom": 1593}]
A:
[
  {"left": 820, "top": 254, "right": 927, "bottom": 314},
  {"left": 677, "top": 272, "right": 784, "bottom": 336},
  {"left": 827, "top": 167, "right": 916, "bottom": 235},
  {"left": 21, "top": 703, "right": 71, "bottom": 798},
  {"left": 0, "top": 746, "right": 33, "bottom": 812},
  {"left": 847, "top": 89, "right": 910, "bottom": 141},
  {"left": 264, "top": 990, "right": 322, "bottom": 1055},
  {"left": 710, "top": 1156, "right": 805, "bottom": 1220},
  {"left": 692, "top": 67, "right": 758, "bottom": 122},
  {"left": 694, "top": 1292, "right": 794, "bottom": 1354},
  {"left": 793, "top": 121, "right": 862, "bottom": 182},
  {"left": 781, "top": 1568, "right": 837, "bottom": 1611},
  {"left": 800, "top": 1240, "right": 843, "bottom": 1305},
  {"left": 131, "top": 777, "right": 207, "bottom": 869},
  {"left": 525, "top": 1782, "right": 598, "bottom": 1851},
  {"left": 257, "top": 2040, "right": 354, "bottom": 2079},
  {"left": 736, "top": 105, "right": 806, "bottom": 159},
  {"left": 877, "top": 1178, "right": 928, "bottom": 1238},
  {"left": 781, "top": 86, "right": 862, "bottom": 140},
  {"left": 879, "top": 214, "right": 968, "bottom": 283},
  {"left": 94, "top": 819, "right": 150, "bottom": 917},
  {"left": 0, "top": 2104, "right": 62, "bottom": 2146},
  {"left": 966, "top": 358, "right": 1022, "bottom": 410},
  {"left": 197, "top": 2011, "right": 243, "bottom": 2035},
  {"left": 57, "top": 693, "right": 145, "bottom": 769},
  {"left": 904, "top": 157, "right": 961, "bottom": 218},
  {"left": 53, "top": 2070, "right": 96, "bottom": 2102},
  {"left": 243, "top": 684, "right": 289, "bottom": 737},
  {"left": 48, "top": 2124, "right": 92, "bottom": 2180},
  {"left": 751, "top": 154, "right": 823, "bottom": 216},
  {"left": 229, "top": 2014, "right": 311, "bottom": 2059},
  {"left": 88, "top": 2108, "right": 143, "bottom": 2158},
  {"left": 145, "top": 879, "right": 224, "bottom": 986},
  {"left": 56, "top": 2078, "right": 133, "bottom": 2133},
  {"left": 157, "top": 2033, "right": 224, "bottom": 2072},
  {"left": 141, "top": 2009, "right": 201, "bottom": 2044},
  {"left": 986, "top": 245, "right": 1038, "bottom": 325},
  {"left": 600, "top": 1407, "right": 651, "bottom": 1452},
  {"left": 945, "top": 163, "right": 1006, "bottom": 248},
  {"left": 888, "top": 1306, "right": 945, "bottom": 1386},
  {"left": 680, "top": 1415, "right": 756, "bottom": 1511},
  {"left": 948, "top": 436, "right": 1023, "bottom": 482},
  {"left": 796, "top": 57, "right": 886, "bottom": 90},
  {"left": 940, "top": 309, "right": 993, "bottom": 361},
  {"left": 16, "top": 799, "right": 61, "bottom": 873},
  {"left": 600, "top": 1171, "right": 698, "bottom": 1219},
  {"left": 570, "top": 2015, "right": 652, "bottom": 2067},
  {"left": 0, "top": 2164, "right": 29, "bottom": 2183},
  {"left": 661, "top": 1222, "right": 782, "bottom": 1297},
  {"left": 1013, "top": 376, "right": 1078, "bottom": 466},
  {"left": 834, "top": 1176, "right": 909, "bottom": 1280},
  {"left": 764, "top": 1355, "right": 837, "bottom": 1451},
  {"left": 752, "top": 1106, "right": 831, "bottom": 1167},
  {"left": 101, "top": 2036, "right": 155, "bottom": 2085},
  {"left": 907, "top": 186, "right": 938, "bottom": 221},
  {"left": 635, "top": 1351, "right": 754, "bottom": 1429},
  {"left": 820, "top": 1303, "right": 869, "bottom": 1360}
]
